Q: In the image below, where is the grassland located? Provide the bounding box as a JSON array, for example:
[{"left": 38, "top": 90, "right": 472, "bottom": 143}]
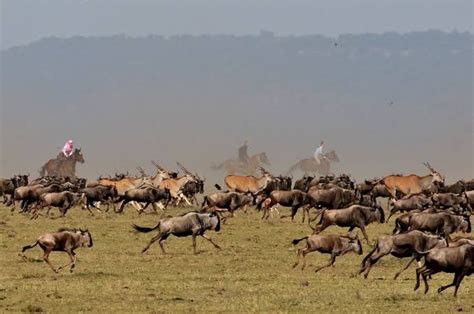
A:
[{"left": 0, "top": 204, "right": 472, "bottom": 313}]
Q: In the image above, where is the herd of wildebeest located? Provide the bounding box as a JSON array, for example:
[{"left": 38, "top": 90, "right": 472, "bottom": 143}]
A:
[{"left": 1, "top": 161, "right": 474, "bottom": 297}]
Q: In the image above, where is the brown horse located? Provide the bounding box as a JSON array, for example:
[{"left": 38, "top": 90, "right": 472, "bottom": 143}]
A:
[
  {"left": 212, "top": 152, "right": 270, "bottom": 176},
  {"left": 39, "top": 148, "right": 85, "bottom": 179},
  {"left": 286, "top": 150, "right": 339, "bottom": 176}
]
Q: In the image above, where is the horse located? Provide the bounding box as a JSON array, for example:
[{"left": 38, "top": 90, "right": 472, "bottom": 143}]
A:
[
  {"left": 286, "top": 150, "right": 339, "bottom": 176},
  {"left": 212, "top": 152, "right": 270, "bottom": 176},
  {"left": 39, "top": 148, "right": 85, "bottom": 179}
]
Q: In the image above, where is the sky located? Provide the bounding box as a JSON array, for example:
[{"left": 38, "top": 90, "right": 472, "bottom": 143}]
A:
[{"left": 1, "top": 0, "right": 473, "bottom": 50}]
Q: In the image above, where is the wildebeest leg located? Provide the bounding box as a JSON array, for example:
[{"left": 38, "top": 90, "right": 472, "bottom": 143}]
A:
[
  {"left": 141, "top": 233, "right": 164, "bottom": 254},
  {"left": 43, "top": 249, "right": 58, "bottom": 273},
  {"left": 116, "top": 200, "right": 128, "bottom": 213},
  {"left": 386, "top": 209, "right": 397, "bottom": 223},
  {"left": 437, "top": 272, "right": 461, "bottom": 295},
  {"left": 313, "top": 222, "right": 330, "bottom": 234},
  {"left": 314, "top": 253, "right": 337, "bottom": 273},
  {"left": 57, "top": 250, "right": 76, "bottom": 272},
  {"left": 362, "top": 252, "right": 385, "bottom": 279},
  {"left": 200, "top": 234, "right": 221, "bottom": 249},
  {"left": 414, "top": 265, "right": 426, "bottom": 291},
  {"left": 192, "top": 235, "right": 198, "bottom": 254},
  {"left": 393, "top": 256, "right": 416, "bottom": 280},
  {"left": 453, "top": 273, "right": 465, "bottom": 297},
  {"left": 359, "top": 226, "right": 370, "bottom": 244}
]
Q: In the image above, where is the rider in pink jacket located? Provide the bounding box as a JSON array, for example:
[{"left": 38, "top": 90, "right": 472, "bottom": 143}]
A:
[{"left": 62, "top": 140, "right": 74, "bottom": 157}]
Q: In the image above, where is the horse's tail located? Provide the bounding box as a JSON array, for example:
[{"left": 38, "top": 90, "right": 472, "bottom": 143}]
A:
[{"left": 286, "top": 160, "right": 302, "bottom": 175}]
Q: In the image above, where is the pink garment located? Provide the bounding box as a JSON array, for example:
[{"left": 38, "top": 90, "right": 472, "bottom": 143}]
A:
[{"left": 62, "top": 141, "right": 73, "bottom": 157}]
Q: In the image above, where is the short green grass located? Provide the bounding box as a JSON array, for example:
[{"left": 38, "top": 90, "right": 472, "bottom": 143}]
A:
[{"left": 0, "top": 204, "right": 472, "bottom": 313}]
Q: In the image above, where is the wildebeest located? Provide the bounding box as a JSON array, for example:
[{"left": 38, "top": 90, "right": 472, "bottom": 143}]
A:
[
  {"left": 387, "top": 194, "right": 432, "bottom": 222},
  {"left": 0, "top": 175, "right": 28, "bottom": 204},
  {"left": 21, "top": 228, "right": 93, "bottom": 273},
  {"left": 12, "top": 183, "right": 63, "bottom": 212},
  {"left": 31, "top": 191, "right": 79, "bottom": 219},
  {"left": 407, "top": 212, "right": 471, "bottom": 240},
  {"left": 260, "top": 190, "right": 308, "bottom": 221},
  {"left": 382, "top": 162, "right": 444, "bottom": 199},
  {"left": 414, "top": 244, "right": 474, "bottom": 297},
  {"left": 201, "top": 192, "right": 254, "bottom": 217},
  {"left": 306, "top": 186, "right": 358, "bottom": 210},
  {"left": 311, "top": 205, "right": 385, "bottom": 244},
  {"left": 465, "top": 191, "right": 474, "bottom": 209},
  {"left": 180, "top": 178, "right": 205, "bottom": 206},
  {"left": 117, "top": 187, "right": 171, "bottom": 214},
  {"left": 371, "top": 182, "right": 392, "bottom": 201},
  {"left": 437, "top": 180, "right": 466, "bottom": 194},
  {"left": 132, "top": 212, "right": 221, "bottom": 254},
  {"left": 358, "top": 230, "right": 447, "bottom": 279},
  {"left": 292, "top": 234, "right": 363, "bottom": 272},
  {"left": 224, "top": 167, "right": 274, "bottom": 195},
  {"left": 81, "top": 185, "right": 119, "bottom": 212},
  {"left": 293, "top": 176, "right": 314, "bottom": 192},
  {"left": 431, "top": 192, "right": 471, "bottom": 212}
]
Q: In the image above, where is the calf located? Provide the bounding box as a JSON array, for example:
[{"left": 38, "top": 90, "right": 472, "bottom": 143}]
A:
[
  {"left": 292, "top": 234, "right": 362, "bottom": 273},
  {"left": 414, "top": 244, "right": 474, "bottom": 297}
]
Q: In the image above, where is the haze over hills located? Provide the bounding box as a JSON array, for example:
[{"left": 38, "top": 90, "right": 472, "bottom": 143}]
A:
[{"left": 1, "top": 31, "right": 473, "bottom": 183}]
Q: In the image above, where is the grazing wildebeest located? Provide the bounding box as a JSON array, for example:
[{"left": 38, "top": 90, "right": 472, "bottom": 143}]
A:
[
  {"left": 386, "top": 194, "right": 432, "bottom": 222},
  {"left": 291, "top": 234, "right": 363, "bottom": 272},
  {"left": 31, "top": 191, "right": 79, "bottom": 219},
  {"left": 358, "top": 230, "right": 447, "bottom": 279},
  {"left": 382, "top": 162, "right": 444, "bottom": 199},
  {"left": 201, "top": 192, "right": 254, "bottom": 217},
  {"left": 117, "top": 187, "right": 171, "bottom": 214},
  {"left": 414, "top": 244, "right": 474, "bottom": 297},
  {"left": 260, "top": 190, "right": 308, "bottom": 221},
  {"left": 224, "top": 167, "right": 274, "bottom": 195},
  {"left": 407, "top": 212, "right": 471, "bottom": 241},
  {"left": 311, "top": 205, "right": 385, "bottom": 244},
  {"left": 81, "top": 185, "right": 119, "bottom": 212},
  {"left": 21, "top": 228, "right": 93, "bottom": 273},
  {"left": 132, "top": 212, "right": 221, "bottom": 254}
]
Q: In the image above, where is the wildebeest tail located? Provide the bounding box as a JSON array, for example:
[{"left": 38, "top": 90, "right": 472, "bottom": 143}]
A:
[
  {"left": 22, "top": 240, "right": 39, "bottom": 252},
  {"left": 292, "top": 236, "right": 308, "bottom": 246},
  {"left": 132, "top": 222, "right": 160, "bottom": 233}
]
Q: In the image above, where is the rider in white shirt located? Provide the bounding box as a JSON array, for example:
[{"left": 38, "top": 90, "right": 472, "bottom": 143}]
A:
[{"left": 314, "top": 141, "right": 325, "bottom": 165}]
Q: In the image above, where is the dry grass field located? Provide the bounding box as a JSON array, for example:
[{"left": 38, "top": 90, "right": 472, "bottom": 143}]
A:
[{"left": 0, "top": 204, "right": 473, "bottom": 313}]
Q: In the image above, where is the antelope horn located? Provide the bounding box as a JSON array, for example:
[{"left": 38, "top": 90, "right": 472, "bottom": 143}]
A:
[
  {"left": 136, "top": 166, "right": 146, "bottom": 176},
  {"left": 176, "top": 162, "right": 192, "bottom": 175},
  {"left": 151, "top": 160, "right": 165, "bottom": 171}
]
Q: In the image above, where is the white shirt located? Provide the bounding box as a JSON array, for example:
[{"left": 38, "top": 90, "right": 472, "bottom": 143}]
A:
[{"left": 315, "top": 145, "right": 323, "bottom": 156}]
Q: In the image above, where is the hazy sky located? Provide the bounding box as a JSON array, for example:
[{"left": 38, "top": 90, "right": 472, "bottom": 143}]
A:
[{"left": 1, "top": 0, "right": 473, "bottom": 49}]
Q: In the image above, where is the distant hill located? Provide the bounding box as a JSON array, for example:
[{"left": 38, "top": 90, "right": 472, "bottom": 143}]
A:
[{"left": 1, "top": 31, "right": 473, "bottom": 181}]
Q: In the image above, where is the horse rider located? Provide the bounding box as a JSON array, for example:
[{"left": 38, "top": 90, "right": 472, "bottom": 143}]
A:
[
  {"left": 238, "top": 140, "right": 249, "bottom": 166},
  {"left": 314, "top": 140, "right": 326, "bottom": 165},
  {"left": 60, "top": 139, "right": 74, "bottom": 159}
]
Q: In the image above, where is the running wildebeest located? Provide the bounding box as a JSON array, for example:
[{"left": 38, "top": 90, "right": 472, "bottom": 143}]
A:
[
  {"left": 132, "top": 212, "right": 221, "bottom": 254},
  {"left": 117, "top": 187, "right": 171, "bottom": 214},
  {"left": 260, "top": 190, "right": 308, "bottom": 221},
  {"left": 21, "top": 228, "right": 93, "bottom": 273},
  {"left": 306, "top": 186, "right": 358, "bottom": 210},
  {"left": 81, "top": 185, "right": 119, "bottom": 212},
  {"left": 311, "top": 205, "right": 385, "bottom": 244},
  {"left": 431, "top": 192, "right": 471, "bottom": 212},
  {"left": 407, "top": 212, "right": 471, "bottom": 241},
  {"left": 201, "top": 191, "right": 254, "bottom": 217},
  {"left": 358, "top": 230, "right": 447, "bottom": 279},
  {"left": 31, "top": 191, "right": 80, "bottom": 219},
  {"left": 387, "top": 194, "right": 432, "bottom": 222},
  {"left": 292, "top": 234, "right": 363, "bottom": 272},
  {"left": 414, "top": 244, "right": 474, "bottom": 297}
]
